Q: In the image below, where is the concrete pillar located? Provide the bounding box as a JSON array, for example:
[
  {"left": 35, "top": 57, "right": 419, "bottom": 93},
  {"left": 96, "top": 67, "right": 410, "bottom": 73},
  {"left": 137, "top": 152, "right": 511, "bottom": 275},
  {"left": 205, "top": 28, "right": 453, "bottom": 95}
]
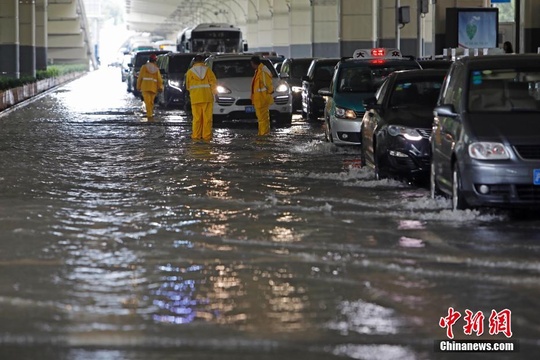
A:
[
  {"left": 340, "top": 0, "right": 375, "bottom": 56},
  {"left": 289, "top": 0, "right": 311, "bottom": 57},
  {"left": 246, "top": 0, "right": 259, "bottom": 51},
  {"left": 523, "top": 0, "right": 540, "bottom": 53},
  {"left": 312, "top": 0, "right": 339, "bottom": 57},
  {"left": 19, "top": 0, "right": 36, "bottom": 77},
  {"left": 0, "top": 0, "right": 19, "bottom": 78},
  {"left": 35, "top": 0, "right": 47, "bottom": 70},
  {"left": 272, "top": 0, "right": 289, "bottom": 56},
  {"left": 258, "top": 0, "right": 273, "bottom": 51}
]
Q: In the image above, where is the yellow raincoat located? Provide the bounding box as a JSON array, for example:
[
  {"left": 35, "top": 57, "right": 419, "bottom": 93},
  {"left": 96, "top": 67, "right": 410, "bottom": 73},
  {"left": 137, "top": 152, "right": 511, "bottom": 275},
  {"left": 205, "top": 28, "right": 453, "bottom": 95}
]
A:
[
  {"left": 186, "top": 62, "right": 217, "bottom": 140},
  {"left": 136, "top": 61, "right": 163, "bottom": 118},
  {"left": 251, "top": 63, "right": 274, "bottom": 136}
]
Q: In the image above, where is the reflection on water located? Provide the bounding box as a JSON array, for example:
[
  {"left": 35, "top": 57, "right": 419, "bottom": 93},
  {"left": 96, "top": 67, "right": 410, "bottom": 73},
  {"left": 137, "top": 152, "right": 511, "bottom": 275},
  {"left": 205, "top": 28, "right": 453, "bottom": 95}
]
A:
[{"left": 0, "top": 68, "right": 539, "bottom": 359}]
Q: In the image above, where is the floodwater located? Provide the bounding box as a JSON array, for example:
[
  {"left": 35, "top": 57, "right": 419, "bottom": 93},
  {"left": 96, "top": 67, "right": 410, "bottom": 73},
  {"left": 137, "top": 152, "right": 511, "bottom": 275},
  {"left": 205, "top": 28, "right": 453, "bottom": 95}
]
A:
[{"left": 0, "top": 67, "right": 539, "bottom": 360}]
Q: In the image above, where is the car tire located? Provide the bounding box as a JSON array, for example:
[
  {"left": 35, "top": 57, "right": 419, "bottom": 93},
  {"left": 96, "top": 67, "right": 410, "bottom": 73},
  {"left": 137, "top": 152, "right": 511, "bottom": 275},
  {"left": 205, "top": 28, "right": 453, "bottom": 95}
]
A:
[
  {"left": 324, "top": 119, "right": 333, "bottom": 142},
  {"left": 430, "top": 164, "right": 443, "bottom": 199},
  {"left": 374, "top": 145, "right": 387, "bottom": 180},
  {"left": 452, "top": 164, "right": 468, "bottom": 210},
  {"left": 212, "top": 114, "right": 225, "bottom": 124},
  {"left": 276, "top": 113, "right": 293, "bottom": 127},
  {"left": 307, "top": 103, "right": 318, "bottom": 122}
]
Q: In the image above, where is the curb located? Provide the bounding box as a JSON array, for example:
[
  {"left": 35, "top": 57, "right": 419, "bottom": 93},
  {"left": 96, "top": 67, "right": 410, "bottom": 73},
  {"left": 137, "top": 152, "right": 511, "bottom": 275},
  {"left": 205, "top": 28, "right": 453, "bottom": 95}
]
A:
[{"left": 0, "top": 72, "right": 87, "bottom": 114}]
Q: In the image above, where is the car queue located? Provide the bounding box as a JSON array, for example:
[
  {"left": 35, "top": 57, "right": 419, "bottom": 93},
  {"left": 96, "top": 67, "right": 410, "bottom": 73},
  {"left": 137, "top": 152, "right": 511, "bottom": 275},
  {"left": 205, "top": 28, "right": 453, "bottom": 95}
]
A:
[{"left": 119, "top": 47, "right": 540, "bottom": 211}]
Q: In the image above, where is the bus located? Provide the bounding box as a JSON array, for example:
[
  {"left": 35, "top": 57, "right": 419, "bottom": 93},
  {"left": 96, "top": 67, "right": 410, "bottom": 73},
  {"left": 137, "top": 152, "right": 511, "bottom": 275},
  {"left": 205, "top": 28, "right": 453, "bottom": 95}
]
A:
[{"left": 176, "top": 23, "right": 248, "bottom": 53}]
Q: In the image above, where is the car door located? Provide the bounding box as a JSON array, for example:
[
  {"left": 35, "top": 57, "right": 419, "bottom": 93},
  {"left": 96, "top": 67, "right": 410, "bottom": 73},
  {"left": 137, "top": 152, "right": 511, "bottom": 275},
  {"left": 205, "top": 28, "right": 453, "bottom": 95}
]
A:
[
  {"left": 433, "top": 62, "right": 465, "bottom": 191},
  {"left": 363, "top": 77, "right": 391, "bottom": 167}
]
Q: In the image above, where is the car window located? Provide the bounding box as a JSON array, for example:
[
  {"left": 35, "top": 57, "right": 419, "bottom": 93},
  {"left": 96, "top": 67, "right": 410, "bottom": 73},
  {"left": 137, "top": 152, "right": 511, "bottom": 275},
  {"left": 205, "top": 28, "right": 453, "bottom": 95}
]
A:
[
  {"left": 390, "top": 79, "right": 444, "bottom": 107},
  {"left": 375, "top": 78, "right": 390, "bottom": 105},
  {"left": 281, "top": 62, "right": 290, "bottom": 76},
  {"left": 468, "top": 68, "right": 540, "bottom": 112},
  {"left": 314, "top": 65, "right": 335, "bottom": 82}
]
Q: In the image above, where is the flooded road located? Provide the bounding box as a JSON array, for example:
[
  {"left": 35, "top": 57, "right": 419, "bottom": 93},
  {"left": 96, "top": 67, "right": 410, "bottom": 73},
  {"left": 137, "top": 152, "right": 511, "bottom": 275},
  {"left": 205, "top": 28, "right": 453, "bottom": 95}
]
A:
[{"left": 1, "top": 67, "right": 539, "bottom": 359}]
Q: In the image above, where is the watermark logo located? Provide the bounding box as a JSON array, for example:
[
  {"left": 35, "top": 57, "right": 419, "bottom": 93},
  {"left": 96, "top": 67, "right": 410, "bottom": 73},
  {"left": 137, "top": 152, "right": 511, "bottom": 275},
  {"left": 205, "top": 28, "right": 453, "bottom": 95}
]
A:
[{"left": 436, "top": 308, "right": 517, "bottom": 353}]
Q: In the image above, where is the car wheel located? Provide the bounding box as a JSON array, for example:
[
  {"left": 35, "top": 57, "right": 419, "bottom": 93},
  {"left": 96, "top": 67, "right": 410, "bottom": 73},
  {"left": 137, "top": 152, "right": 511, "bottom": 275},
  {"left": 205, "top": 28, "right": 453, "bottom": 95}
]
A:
[
  {"left": 430, "top": 164, "right": 442, "bottom": 199},
  {"left": 212, "top": 114, "right": 224, "bottom": 124},
  {"left": 374, "top": 145, "right": 387, "bottom": 180},
  {"left": 452, "top": 165, "right": 468, "bottom": 210},
  {"left": 276, "top": 113, "right": 293, "bottom": 127},
  {"left": 307, "top": 103, "right": 318, "bottom": 122},
  {"left": 324, "top": 119, "right": 333, "bottom": 142}
]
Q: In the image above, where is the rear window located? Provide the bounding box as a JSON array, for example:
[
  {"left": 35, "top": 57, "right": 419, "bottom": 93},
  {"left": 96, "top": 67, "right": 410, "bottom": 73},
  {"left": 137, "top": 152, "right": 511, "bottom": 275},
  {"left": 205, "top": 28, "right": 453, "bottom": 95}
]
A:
[
  {"left": 212, "top": 59, "right": 277, "bottom": 78},
  {"left": 390, "top": 78, "right": 445, "bottom": 107},
  {"left": 291, "top": 60, "right": 314, "bottom": 78},
  {"left": 169, "top": 56, "right": 193, "bottom": 73},
  {"left": 468, "top": 68, "right": 540, "bottom": 112}
]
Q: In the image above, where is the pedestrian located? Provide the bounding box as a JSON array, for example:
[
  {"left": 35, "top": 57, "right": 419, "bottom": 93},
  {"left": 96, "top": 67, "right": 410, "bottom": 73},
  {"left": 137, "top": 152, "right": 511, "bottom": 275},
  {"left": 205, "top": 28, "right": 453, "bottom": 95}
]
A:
[
  {"left": 186, "top": 54, "right": 217, "bottom": 141},
  {"left": 136, "top": 53, "right": 163, "bottom": 120},
  {"left": 250, "top": 55, "right": 274, "bottom": 136},
  {"left": 503, "top": 41, "right": 514, "bottom": 54}
]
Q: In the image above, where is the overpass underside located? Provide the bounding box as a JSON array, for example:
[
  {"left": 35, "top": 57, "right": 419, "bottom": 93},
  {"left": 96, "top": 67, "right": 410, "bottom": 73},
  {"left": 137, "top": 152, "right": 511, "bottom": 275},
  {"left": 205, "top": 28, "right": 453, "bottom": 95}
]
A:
[{"left": 0, "top": 0, "right": 96, "bottom": 79}]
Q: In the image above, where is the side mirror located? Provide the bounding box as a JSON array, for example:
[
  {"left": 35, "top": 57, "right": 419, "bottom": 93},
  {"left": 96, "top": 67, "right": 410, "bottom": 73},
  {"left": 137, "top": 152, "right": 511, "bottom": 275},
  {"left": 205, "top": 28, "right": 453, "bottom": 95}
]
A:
[
  {"left": 434, "top": 104, "right": 458, "bottom": 118},
  {"left": 243, "top": 42, "right": 249, "bottom": 52},
  {"left": 318, "top": 88, "right": 332, "bottom": 97}
]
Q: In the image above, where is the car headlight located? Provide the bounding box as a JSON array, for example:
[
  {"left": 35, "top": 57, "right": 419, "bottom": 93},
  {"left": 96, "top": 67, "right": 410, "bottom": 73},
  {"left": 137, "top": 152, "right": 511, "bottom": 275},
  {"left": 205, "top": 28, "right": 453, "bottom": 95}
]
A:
[
  {"left": 275, "top": 84, "right": 289, "bottom": 93},
  {"left": 387, "top": 125, "right": 422, "bottom": 141},
  {"left": 291, "top": 86, "right": 302, "bottom": 93},
  {"left": 468, "top": 142, "right": 510, "bottom": 160},
  {"left": 216, "top": 85, "right": 231, "bottom": 94},
  {"left": 335, "top": 106, "right": 357, "bottom": 119},
  {"left": 168, "top": 80, "right": 181, "bottom": 88}
]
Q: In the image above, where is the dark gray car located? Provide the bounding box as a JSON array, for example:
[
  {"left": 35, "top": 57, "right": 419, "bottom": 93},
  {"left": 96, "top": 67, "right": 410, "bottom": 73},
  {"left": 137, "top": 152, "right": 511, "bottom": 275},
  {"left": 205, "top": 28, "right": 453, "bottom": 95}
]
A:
[{"left": 431, "top": 54, "right": 540, "bottom": 210}]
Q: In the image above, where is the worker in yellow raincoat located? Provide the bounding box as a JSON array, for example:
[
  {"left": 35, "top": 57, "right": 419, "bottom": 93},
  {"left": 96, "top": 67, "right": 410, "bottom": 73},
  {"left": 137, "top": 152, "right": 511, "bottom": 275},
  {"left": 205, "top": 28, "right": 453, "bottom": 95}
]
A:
[
  {"left": 250, "top": 56, "right": 274, "bottom": 136},
  {"left": 136, "top": 54, "right": 163, "bottom": 119},
  {"left": 186, "top": 54, "right": 217, "bottom": 141}
]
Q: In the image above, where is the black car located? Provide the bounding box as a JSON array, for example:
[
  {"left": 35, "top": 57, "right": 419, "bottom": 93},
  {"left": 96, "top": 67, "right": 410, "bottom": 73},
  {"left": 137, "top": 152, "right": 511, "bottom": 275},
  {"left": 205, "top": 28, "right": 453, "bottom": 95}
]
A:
[
  {"left": 361, "top": 69, "right": 447, "bottom": 181},
  {"left": 128, "top": 50, "right": 170, "bottom": 97},
  {"left": 279, "top": 57, "right": 316, "bottom": 113},
  {"left": 431, "top": 54, "right": 540, "bottom": 210},
  {"left": 418, "top": 59, "right": 453, "bottom": 70},
  {"left": 156, "top": 52, "right": 195, "bottom": 108},
  {"left": 301, "top": 58, "right": 340, "bottom": 121}
]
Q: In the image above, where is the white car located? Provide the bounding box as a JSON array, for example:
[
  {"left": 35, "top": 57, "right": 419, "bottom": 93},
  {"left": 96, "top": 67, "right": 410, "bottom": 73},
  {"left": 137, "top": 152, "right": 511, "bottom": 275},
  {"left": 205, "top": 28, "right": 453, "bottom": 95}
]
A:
[{"left": 205, "top": 54, "right": 293, "bottom": 126}]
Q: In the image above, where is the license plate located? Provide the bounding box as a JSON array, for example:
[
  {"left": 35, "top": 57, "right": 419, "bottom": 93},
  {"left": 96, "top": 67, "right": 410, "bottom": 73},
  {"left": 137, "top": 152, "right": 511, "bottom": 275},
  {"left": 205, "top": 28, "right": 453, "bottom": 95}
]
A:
[
  {"left": 534, "top": 169, "right": 540, "bottom": 185},
  {"left": 245, "top": 105, "right": 255, "bottom": 113}
]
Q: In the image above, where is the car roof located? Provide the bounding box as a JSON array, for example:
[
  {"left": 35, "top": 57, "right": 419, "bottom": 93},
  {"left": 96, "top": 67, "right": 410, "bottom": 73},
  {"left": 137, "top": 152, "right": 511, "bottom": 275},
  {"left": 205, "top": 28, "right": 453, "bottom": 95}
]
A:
[
  {"left": 312, "top": 58, "right": 340, "bottom": 64},
  {"left": 391, "top": 68, "right": 449, "bottom": 79},
  {"left": 338, "top": 58, "right": 420, "bottom": 69},
  {"left": 457, "top": 54, "right": 540, "bottom": 69},
  {"left": 134, "top": 50, "right": 170, "bottom": 57}
]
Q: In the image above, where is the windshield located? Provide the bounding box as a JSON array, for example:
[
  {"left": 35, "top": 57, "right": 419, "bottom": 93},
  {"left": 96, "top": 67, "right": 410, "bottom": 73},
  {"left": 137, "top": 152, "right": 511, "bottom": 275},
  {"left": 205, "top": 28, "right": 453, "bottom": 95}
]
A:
[
  {"left": 390, "top": 78, "right": 444, "bottom": 107},
  {"left": 338, "top": 63, "right": 419, "bottom": 93},
  {"left": 213, "top": 59, "right": 277, "bottom": 78},
  {"left": 192, "top": 31, "right": 241, "bottom": 53},
  {"left": 170, "top": 56, "right": 193, "bottom": 73},
  {"left": 468, "top": 69, "right": 540, "bottom": 112}
]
